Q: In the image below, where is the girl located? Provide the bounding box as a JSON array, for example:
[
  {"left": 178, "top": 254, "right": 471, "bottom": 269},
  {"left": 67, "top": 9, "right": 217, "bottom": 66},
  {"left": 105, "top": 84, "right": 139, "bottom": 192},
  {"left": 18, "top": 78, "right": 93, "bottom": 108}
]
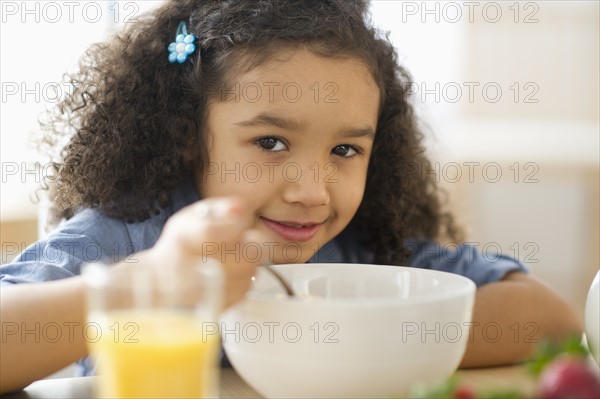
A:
[{"left": 0, "top": 0, "right": 581, "bottom": 393}]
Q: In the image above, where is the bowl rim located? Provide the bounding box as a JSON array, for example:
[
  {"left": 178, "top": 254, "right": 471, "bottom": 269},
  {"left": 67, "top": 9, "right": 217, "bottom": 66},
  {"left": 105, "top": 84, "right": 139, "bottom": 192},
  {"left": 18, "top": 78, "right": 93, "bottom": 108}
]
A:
[{"left": 246, "top": 263, "right": 476, "bottom": 306}]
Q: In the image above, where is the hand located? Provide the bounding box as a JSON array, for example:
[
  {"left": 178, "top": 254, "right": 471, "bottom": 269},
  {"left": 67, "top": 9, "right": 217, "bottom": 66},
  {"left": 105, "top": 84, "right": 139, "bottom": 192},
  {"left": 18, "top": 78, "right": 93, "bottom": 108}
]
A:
[{"left": 149, "top": 197, "right": 268, "bottom": 308}]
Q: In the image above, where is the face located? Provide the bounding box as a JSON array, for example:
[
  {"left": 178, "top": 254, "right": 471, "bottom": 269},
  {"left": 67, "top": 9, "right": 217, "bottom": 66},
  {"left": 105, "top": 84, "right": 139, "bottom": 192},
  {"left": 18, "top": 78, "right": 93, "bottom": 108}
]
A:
[{"left": 198, "top": 49, "right": 380, "bottom": 264}]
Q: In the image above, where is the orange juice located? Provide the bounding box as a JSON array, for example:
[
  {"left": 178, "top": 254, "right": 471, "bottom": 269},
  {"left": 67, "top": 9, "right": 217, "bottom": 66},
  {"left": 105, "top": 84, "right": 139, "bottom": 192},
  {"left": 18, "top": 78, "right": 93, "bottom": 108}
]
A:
[{"left": 90, "top": 310, "right": 220, "bottom": 399}]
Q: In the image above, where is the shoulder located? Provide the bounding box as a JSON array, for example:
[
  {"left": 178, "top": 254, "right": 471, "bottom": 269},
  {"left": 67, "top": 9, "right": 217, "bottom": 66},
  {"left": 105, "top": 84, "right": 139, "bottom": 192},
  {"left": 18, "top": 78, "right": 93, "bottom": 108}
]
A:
[
  {"left": 1, "top": 208, "right": 133, "bottom": 285},
  {"left": 309, "top": 231, "right": 526, "bottom": 287},
  {"left": 44, "top": 180, "right": 198, "bottom": 259},
  {"left": 406, "top": 239, "right": 528, "bottom": 287},
  {"left": 57, "top": 207, "right": 132, "bottom": 246},
  {"left": 1, "top": 182, "right": 199, "bottom": 285}
]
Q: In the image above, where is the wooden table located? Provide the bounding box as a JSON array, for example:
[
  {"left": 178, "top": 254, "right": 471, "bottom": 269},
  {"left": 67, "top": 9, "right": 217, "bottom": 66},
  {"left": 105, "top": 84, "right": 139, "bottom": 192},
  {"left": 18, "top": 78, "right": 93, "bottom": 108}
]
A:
[{"left": 1, "top": 365, "right": 537, "bottom": 399}]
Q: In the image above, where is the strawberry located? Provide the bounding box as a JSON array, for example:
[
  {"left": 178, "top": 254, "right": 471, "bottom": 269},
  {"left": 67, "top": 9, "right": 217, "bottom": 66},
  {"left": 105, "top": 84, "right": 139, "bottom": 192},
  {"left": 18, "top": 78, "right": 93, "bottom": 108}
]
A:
[
  {"left": 537, "top": 356, "right": 600, "bottom": 399},
  {"left": 454, "top": 386, "right": 476, "bottom": 399}
]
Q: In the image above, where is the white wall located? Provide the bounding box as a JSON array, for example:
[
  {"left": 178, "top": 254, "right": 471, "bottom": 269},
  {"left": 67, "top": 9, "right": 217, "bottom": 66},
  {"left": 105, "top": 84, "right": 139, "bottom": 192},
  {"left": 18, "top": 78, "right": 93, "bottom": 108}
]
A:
[{"left": 1, "top": 1, "right": 164, "bottom": 221}]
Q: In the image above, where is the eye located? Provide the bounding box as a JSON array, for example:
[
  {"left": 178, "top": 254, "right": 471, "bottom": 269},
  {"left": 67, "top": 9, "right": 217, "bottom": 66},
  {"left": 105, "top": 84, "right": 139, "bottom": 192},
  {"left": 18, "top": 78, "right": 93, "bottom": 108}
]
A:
[
  {"left": 256, "top": 137, "right": 287, "bottom": 152},
  {"left": 331, "top": 145, "right": 360, "bottom": 158}
]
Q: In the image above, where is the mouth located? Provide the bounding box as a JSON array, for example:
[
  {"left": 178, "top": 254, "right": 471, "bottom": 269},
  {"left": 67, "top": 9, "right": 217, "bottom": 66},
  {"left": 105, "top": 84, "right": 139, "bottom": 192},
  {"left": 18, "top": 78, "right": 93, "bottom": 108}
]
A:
[{"left": 260, "top": 217, "right": 325, "bottom": 242}]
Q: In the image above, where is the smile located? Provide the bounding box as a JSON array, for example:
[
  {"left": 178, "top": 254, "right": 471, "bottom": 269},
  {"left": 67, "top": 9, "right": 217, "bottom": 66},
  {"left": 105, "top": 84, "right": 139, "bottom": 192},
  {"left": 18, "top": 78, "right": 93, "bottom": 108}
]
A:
[{"left": 260, "top": 217, "right": 325, "bottom": 242}]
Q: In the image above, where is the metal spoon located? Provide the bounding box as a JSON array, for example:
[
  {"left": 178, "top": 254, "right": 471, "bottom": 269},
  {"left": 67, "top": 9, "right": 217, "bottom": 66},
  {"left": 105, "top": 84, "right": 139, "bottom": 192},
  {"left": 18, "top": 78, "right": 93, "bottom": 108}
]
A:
[{"left": 263, "top": 264, "right": 295, "bottom": 297}]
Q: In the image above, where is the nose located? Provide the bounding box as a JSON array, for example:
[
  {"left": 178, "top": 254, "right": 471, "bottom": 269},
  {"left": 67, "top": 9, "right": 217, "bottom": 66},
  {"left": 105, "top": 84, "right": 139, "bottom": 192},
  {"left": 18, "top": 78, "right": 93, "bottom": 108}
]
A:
[{"left": 281, "top": 162, "right": 330, "bottom": 207}]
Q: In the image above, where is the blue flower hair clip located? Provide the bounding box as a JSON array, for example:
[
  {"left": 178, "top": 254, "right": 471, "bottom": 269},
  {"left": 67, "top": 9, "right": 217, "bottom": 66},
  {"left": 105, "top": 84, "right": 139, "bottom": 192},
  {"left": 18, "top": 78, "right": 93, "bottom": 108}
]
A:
[{"left": 168, "top": 21, "right": 197, "bottom": 64}]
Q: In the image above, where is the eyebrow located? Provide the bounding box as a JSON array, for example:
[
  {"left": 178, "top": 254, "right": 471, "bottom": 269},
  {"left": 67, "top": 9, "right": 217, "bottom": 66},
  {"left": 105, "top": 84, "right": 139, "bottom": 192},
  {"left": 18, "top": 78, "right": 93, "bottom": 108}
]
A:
[
  {"left": 234, "top": 112, "right": 376, "bottom": 139},
  {"left": 234, "top": 113, "right": 303, "bottom": 130},
  {"left": 339, "top": 126, "right": 376, "bottom": 140}
]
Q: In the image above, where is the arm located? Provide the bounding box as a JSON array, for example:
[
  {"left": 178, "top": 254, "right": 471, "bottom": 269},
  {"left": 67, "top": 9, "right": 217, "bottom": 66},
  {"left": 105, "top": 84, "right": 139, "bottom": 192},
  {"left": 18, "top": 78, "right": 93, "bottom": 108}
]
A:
[
  {"left": 0, "top": 197, "right": 264, "bottom": 394},
  {"left": 459, "top": 272, "right": 583, "bottom": 368},
  {"left": 0, "top": 277, "right": 88, "bottom": 393}
]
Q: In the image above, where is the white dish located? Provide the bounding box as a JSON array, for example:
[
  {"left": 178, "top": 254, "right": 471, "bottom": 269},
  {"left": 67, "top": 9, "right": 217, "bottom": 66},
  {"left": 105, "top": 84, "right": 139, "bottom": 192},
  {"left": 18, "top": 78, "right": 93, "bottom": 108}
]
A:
[
  {"left": 221, "top": 263, "right": 476, "bottom": 398},
  {"left": 585, "top": 271, "right": 599, "bottom": 365}
]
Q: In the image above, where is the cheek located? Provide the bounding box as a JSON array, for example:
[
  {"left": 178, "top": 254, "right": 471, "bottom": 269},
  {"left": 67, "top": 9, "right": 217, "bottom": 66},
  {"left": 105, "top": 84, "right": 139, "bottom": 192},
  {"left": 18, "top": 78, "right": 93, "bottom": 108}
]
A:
[
  {"left": 196, "top": 142, "right": 252, "bottom": 198},
  {"left": 199, "top": 162, "right": 275, "bottom": 201},
  {"left": 196, "top": 160, "right": 243, "bottom": 199},
  {"left": 200, "top": 173, "right": 256, "bottom": 198},
  {"left": 331, "top": 171, "right": 367, "bottom": 217},
  {"left": 198, "top": 173, "right": 223, "bottom": 198}
]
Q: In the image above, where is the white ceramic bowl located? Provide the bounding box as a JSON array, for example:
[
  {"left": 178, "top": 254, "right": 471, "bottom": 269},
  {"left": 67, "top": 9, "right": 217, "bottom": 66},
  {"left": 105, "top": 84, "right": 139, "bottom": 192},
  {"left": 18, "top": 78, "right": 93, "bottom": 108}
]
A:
[
  {"left": 585, "top": 271, "right": 599, "bottom": 365},
  {"left": 221, "top": 263, "right": 476, "bottom": 398}
]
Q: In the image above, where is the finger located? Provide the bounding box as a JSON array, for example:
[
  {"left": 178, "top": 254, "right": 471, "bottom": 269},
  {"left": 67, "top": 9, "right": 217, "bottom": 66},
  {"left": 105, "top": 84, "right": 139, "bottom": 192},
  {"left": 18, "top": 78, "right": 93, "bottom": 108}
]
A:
[
  {"left": 239, "top": 229, "right": 270, "bottom": 267},
  {"left": 160, "top": 197, "right": 253, "bottom": 253},
  {"left": 191, "top": 197, "right": 244, "bottom": 224},
  {"left": 218, "top": 230, "right": 267, "bottom": 286}
]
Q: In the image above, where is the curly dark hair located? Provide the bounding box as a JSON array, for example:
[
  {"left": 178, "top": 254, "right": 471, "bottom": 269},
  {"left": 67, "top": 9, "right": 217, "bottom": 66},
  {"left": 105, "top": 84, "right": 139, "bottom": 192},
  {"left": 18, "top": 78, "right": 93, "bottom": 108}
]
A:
[{"left": 39, "top": 0, "right": 462, "bottom": 264}]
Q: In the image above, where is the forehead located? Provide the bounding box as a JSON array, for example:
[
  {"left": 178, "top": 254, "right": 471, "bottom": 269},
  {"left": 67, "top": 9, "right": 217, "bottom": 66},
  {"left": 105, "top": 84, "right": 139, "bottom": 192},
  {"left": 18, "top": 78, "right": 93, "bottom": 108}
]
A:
[{"left": 209, "top": 48, "right": 380, "bottom": 129}]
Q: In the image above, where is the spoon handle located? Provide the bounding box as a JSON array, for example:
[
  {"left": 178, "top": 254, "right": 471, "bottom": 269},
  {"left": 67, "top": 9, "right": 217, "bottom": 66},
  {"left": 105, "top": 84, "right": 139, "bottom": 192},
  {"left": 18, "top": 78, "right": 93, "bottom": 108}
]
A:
[{"left": 263, "top": 264, "right": 295, "bottom": 297}]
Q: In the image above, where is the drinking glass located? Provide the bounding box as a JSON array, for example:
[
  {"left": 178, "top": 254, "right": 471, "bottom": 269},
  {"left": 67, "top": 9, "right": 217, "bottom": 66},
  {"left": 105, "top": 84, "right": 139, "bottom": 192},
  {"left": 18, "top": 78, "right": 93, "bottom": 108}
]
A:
[{"left": 82, "top": 261, "right": 223, "bottom": 399}]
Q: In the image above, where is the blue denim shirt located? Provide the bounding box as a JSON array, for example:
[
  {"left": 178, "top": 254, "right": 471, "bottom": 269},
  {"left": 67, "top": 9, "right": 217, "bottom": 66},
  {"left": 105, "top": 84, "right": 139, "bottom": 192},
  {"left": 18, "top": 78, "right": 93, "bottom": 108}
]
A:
[
  {"left": 1, "top": 180, "right": 526, "bottom": 286},
  {"left": 1, "top": 181, "right": 526, "bottom": 374}
]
